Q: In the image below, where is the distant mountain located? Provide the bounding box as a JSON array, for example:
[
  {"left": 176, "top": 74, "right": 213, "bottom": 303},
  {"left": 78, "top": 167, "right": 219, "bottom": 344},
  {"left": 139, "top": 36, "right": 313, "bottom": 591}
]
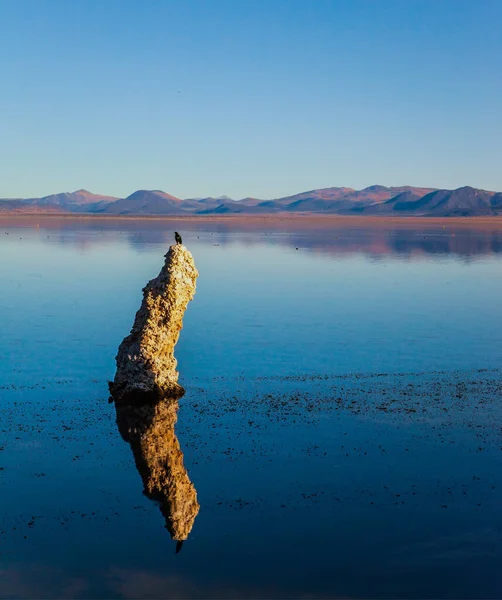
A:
[
  {"left": 198, "top": 201, "right": 277, "bottom": 214},
  {"left": 180, "top": 197, "right": 237, "bottom": 212},
  {"left": 353, "top": 190, "right": 425, "bottom": 214},
  {"left": 2, "top": 185, "right": 502, "bottom": 217},
  {"left": 392, "top": 186, "right": 502, "bottom": 216},
  {"left": 344, "top": 185, "right": 435, "bottom": 206},
  {"left": 213, "top": 186, "right": 435, "bottom": 214},
  {"left": 32, "top": 189, "right": 118, "bottom": 207},
  {"left": 0, "top": 189, "right": 118, "bottom": 214},
  {"left": 186, "top": 195, "right": 234, "bottom": 202},
  {"left": 260, "top": 187, "right": 355, "bottom": 210},
  {"left": 353, "top": 186, "right": 502, "bottom": 216},
  {"left": 101, "top": 190, "right": 186, "bottom": 215}
]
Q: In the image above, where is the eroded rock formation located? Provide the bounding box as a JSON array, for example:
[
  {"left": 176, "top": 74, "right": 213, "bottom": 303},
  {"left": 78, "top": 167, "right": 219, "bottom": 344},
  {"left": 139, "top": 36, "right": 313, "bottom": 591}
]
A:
[
  {"left": 109, "top": 243, "right": 198, "bottom": 403},
  {"left": 116, "top": 396, "right": 199, "bottom": 542}
]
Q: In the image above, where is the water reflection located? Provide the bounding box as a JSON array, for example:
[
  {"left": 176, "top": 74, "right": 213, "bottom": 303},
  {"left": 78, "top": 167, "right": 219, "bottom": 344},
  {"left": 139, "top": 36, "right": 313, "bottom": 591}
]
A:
[
  {"left": 115, "top": 396, "right": 199, "bottom": 547},
  {"left": 3, "top": 215, "right": 502, "bottom": 259}
]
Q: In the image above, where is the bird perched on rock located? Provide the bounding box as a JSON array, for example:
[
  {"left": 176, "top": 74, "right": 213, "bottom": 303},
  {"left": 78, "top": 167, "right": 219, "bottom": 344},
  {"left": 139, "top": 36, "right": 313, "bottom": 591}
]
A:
[{"left": 174, "top": 231, "right": 182, "bottom": 245}]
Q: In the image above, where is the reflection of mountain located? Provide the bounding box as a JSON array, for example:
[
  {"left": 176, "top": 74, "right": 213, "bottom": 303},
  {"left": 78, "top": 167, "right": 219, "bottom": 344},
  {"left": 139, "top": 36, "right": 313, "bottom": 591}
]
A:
[
  {"left": 115, "top": 397, "right": 199, "bottom": 542},
  {"left": 18, "top": 217, "right": 502, "bottom": 260},
  {"left": 284, "top": 227, "right": 502, "bottom": 260}
]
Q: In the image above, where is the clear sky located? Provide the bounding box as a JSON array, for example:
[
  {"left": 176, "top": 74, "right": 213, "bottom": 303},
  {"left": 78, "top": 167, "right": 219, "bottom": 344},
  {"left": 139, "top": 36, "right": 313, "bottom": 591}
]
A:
[{"left": 1, "top": 0, "right": 501, "bottom": 199}]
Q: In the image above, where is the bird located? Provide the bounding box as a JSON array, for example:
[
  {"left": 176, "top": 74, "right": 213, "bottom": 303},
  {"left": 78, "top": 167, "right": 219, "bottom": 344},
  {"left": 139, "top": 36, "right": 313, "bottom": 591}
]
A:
[{"left": 174, "top": 231, "right": 182, "bottom": 245}]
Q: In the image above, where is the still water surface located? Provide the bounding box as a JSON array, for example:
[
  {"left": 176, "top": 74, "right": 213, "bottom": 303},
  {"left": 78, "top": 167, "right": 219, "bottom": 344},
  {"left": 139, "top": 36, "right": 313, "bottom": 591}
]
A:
[{"left": 0, "top": 217, "right": 501, "bottom": 598}]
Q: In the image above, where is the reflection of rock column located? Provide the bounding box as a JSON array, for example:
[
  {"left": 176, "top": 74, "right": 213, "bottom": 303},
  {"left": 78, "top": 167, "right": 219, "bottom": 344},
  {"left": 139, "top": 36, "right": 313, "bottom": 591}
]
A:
[
  {"left": 116, "top": 396, "right": 199, "bottom": 541},
  {"left": 110, "top": 244, "right": 198, "bottom": 404}
]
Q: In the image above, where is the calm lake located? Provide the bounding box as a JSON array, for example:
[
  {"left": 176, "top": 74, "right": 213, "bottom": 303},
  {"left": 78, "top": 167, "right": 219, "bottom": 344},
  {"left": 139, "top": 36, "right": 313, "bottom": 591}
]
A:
[{"left": 1, "top": 216, "right": 502, "bottom": 599}]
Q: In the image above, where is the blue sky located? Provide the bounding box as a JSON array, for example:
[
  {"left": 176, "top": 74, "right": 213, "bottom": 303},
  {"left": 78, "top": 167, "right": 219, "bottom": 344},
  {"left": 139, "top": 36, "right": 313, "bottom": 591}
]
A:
[{"left": 1, "top": 0, "right": 501, "bottom": 199}]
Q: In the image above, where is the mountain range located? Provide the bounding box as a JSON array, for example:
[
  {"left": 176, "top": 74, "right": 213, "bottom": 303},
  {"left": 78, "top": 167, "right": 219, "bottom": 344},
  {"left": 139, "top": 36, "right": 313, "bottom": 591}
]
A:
[{"left": 1, "top": 185, "right": 502, "bottom": 217}]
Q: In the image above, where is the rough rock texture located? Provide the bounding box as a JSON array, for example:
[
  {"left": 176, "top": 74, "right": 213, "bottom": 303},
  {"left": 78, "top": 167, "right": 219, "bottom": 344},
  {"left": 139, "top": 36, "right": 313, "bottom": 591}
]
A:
[
  {"left": 109, "top": 244, "right": 198, "bottom": 403},
  {"left": 116, "top": 396, "right": 199, "bottom": 541}
]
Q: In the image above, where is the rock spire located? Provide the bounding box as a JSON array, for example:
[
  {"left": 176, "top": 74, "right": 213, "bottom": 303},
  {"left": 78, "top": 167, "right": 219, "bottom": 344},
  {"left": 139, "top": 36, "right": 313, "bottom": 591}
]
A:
[{"left": 109, "top": 243, "right": 198, "bottom": 404}]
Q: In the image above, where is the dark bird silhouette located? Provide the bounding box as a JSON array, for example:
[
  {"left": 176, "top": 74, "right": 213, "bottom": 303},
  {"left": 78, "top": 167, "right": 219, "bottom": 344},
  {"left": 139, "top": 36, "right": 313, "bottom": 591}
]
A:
[{"left": 174, "top": 231, "right": 182, "bottom": 245}]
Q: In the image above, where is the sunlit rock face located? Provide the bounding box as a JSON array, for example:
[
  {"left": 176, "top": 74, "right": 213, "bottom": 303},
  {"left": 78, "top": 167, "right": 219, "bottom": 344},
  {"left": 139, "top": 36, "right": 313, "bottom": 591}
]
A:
[
  {"left": 116, "top": 396, "right": 199, "bottom": 542},
  {"left": 109, "top": 244, "right": 198, "bottom": 403}
]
